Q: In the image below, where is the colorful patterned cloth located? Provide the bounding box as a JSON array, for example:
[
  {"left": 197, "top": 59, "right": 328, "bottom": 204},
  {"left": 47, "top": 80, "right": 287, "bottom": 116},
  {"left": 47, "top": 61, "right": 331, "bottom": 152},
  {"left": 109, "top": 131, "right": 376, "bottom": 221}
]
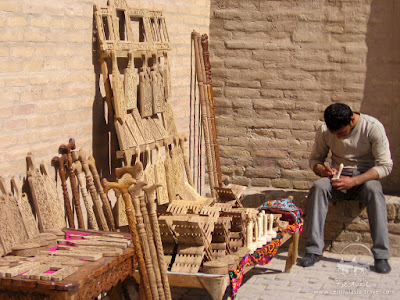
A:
[
  {"left": 258, "top": 198, "right": 303, "bottom": 224},
  {"left": 229, "top": 220, "right": 303, "bottom": 298}
]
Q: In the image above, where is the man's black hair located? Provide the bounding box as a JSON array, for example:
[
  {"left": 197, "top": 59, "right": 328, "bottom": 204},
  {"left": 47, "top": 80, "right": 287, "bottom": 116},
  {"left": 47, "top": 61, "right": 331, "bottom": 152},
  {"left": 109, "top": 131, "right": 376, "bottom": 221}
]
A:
[{"left": 324, "top": 103, "right": 353, "bottom": 131}]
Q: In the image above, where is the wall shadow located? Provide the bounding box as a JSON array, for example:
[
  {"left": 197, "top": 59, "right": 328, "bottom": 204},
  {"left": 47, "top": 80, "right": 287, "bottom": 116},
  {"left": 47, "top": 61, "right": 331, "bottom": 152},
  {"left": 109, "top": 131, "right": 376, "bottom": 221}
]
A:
[
  {"left": 361, "top": 0, "right": 400, "bottom": 195},
  {"left": 92, "top": 17, "right": 117, "bottom": 181}
]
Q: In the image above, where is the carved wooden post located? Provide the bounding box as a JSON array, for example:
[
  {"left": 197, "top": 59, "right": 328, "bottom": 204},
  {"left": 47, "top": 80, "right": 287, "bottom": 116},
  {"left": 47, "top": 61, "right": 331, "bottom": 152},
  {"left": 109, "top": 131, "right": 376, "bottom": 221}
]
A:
[
  {"left": 87, "top": 155, "right": 116, "bottom": 231},
  {"left": 59, "top": 138, "right": 85, "bottom": 229},
  {"left": 137, "top": 182, "right": 165, "bottom": 300},
  {"left": 129, "top": 181, "right": 159, "bottom": 300},
  {"left": 79, "top": 149, "right": 109, "bottom": 231},
  {"left": 143, "top": 184, "right": 172, "bottom": 300},
  {"left": 51, "top": 155, "right": 75, "bottom": 229},
  {"left": 102, "top": 178, "right": 152, "bottom": 300},
  {"left": 71, "top": 151, "right": 99, "bottom": 230}
]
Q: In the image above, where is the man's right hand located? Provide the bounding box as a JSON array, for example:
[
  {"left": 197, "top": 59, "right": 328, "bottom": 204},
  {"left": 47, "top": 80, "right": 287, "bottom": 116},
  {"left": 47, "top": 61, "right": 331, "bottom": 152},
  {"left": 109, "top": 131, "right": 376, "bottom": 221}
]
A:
[
  {"left": 321, "top": 165, "right": 334, "bottom": 177},
  {"left": 314, "top": 163, "right": 336, "bottom": 177}
]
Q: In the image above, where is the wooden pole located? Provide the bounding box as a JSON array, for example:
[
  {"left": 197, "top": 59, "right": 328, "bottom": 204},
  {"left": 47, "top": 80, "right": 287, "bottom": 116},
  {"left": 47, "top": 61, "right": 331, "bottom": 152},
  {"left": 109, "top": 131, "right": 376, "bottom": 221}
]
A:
[
  {"left": 87, "top": 155, "right": 116, "bottom": 231},
  {"left": 78, "top": 149, "right": 109, "bottom": 231},
  {"left": 102, "top": 178, "right": 153, "bottom": 300},
  {"left": 191, "top": 31, "right": 217, "bottom": 198},
  {"left": 51, "top": 155, "right": 75, "bottom": 229},
  {"left": 59, "top": 138, "right": 85, "bottom": 229},
  {"left": 201, "top": 34, "right": 222, "bottom": 188},
  {"left": 137, "top": 183, "right": 165, "bottom": 300},
  {"left": 129, "top": 181, "right": 160, "bottom": 300},
  {"left": 71, "top": 156, "right": 99, "bottom": 230},
  {"left": 143, "top": 184, "right": 172, "bottom": 300}
]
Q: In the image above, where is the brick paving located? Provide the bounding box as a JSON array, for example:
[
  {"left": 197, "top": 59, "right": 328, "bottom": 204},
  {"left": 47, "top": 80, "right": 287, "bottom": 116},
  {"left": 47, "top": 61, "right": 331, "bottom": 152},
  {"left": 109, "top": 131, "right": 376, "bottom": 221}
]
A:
[{"left": 170, "top": 248, "right": 400, "bottom": 300}]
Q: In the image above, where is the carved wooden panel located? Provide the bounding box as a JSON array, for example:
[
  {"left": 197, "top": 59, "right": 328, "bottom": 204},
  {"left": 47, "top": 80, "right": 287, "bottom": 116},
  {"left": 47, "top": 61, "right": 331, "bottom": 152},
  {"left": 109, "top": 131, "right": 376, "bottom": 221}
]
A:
[
  {"left": 11, "top": 177, "right": 39, "bottom": 239},
  {"left": 143, "top": 148, "right": 155, "bottom": 187},
  {"left": 161, "top": 102, "right": 177, "bottom": 137},
  {"left": 139, "top": 61, "right": 153, "bottom": 118},
  {"left": 0, "top": 194, "right": 17, "bottom": 254},
  {"left": 115, "top": 119, "right": 138, "bottom": 151},
  {"left": 27, "top": 155, "right": 66, "bottom": 232},
  {"left": 124, "top": 52, "right": 139, "bottom": 110},
  {"left": 154, "top": 146, "right": 169, "bottom": 205},
  {"left": 132, "top": 108, "right": 155, "bottom": 144},
  {"left": 111, "top": 51, "right": 127, "bottom": 123},
  {"left": 152, "top": 115, "right": 167, "bottom": 139},
  {"left": 125, "top": 113, "right": 145, "bottom": 146},
  {"left": 151, "top": 55, "right": 165, "bottom": 114},
  {"left": 145, "top": 117, "right": 162, "bottom": 141},
  {"left": 163, "top": 51, "right": 171, "bottom": 99},
  {"left": 171, "top": 140, "right": 185, "bottom": 193}
]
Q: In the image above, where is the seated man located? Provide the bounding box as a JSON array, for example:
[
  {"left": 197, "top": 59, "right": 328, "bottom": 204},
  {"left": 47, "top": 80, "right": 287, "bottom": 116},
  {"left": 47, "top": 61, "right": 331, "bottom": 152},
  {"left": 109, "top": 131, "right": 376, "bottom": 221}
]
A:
[{"left": 300, "top": 103, "right": 393, "bottom": 274}]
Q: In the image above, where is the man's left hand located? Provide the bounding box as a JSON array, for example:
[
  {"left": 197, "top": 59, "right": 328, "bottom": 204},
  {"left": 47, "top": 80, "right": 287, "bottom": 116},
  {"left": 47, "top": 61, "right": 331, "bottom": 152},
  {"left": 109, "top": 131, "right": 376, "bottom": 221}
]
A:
[{"left": 331, "top": 176, "right": 356, "bottom": 190}]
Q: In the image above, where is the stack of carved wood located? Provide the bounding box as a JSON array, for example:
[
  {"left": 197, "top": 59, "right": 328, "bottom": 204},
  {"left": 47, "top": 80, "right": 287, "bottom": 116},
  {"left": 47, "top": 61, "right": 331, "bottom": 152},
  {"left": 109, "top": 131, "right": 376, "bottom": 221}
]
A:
[
  {"left": 157, "top": 199, "right": 278, "bottom": 274},
  {"left": 0, "top": 230, "right": 132, "bottom": 282}
]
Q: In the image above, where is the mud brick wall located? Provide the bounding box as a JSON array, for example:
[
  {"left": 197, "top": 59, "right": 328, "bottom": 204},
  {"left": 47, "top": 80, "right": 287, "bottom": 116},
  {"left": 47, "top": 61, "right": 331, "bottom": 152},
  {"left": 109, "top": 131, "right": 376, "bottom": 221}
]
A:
[
  {"left": 0, "top": 0, "right": 210, "bottom": 183},
  {"left": 209, "top": 0, "right": 400, "bottom": 195},
  {"left": 241, "top": 188, "right": 400, "bottom": 256}
]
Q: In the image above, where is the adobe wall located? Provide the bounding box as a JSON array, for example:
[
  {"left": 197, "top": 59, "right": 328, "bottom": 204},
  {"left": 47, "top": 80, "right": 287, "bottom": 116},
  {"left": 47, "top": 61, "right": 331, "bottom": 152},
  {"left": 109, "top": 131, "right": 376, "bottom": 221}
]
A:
[
  {"left": 0, "top": 0, "right": 210, "bottom": 183},
  {"left": 209, "top": 0, "right": 400, "bottom": 195}
]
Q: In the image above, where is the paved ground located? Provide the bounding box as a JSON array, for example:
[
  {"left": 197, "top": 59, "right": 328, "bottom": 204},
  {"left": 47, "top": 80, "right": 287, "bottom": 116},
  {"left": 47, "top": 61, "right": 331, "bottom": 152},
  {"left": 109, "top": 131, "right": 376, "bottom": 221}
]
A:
[{"left": 170, "top": 248, "right": 400, "bottom": 300}]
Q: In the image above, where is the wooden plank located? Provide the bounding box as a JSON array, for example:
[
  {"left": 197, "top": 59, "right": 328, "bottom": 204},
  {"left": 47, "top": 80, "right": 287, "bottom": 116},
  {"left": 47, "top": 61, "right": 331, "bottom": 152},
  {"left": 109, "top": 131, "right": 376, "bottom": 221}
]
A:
[
  {"left": 44, "top": 249, "right": 103, "bottom": 261},
  {"left": 57, "top": 239, "right": 128, "bottom": 249},
  {"left": 284, "top": 230, "right": 299, "bottom": 273}
]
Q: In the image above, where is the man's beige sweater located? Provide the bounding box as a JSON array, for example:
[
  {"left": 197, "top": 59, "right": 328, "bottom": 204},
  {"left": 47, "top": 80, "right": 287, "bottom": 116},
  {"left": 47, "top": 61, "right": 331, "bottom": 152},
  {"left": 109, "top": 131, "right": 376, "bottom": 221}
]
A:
[{"left": 310, "top": 113, "right": 393, "bottom": 179}]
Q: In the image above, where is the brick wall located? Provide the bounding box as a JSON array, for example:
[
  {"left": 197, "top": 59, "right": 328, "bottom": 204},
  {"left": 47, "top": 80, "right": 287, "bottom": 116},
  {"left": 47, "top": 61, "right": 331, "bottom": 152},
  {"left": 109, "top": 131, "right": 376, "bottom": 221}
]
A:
[
  {"left": 209, "top": 0, "right": 400, "bottom": 195},
  {"left": 0, "top": 0, "right": 210, "bottom": 184}
]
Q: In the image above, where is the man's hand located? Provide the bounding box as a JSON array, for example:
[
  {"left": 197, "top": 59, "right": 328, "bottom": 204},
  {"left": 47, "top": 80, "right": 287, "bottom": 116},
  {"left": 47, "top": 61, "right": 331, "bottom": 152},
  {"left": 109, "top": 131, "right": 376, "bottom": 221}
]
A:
[
  {"left": 331, "top": 176, "right": 356, "bottom": 190},
  {"left": 321, "top": 165, "right": 334, "bottom": 177},
  {"left": 314, "top": 163, "right": 338, "bottom": 177}
]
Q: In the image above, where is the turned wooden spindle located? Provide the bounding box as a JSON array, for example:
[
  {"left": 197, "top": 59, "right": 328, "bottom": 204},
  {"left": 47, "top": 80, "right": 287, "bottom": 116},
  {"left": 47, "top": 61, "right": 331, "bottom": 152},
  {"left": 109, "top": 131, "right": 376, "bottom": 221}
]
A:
[
  {"left": 59, "top": 138, "right": 85, "bottom": 229},
  {"left": 129, "top": 181, "right": 160, "bottom": 300},
  {"left": 266, "top": 214, "right": 277, "bottom": 238},
  {"left": 87, "top": 155, "right": 116, "bottom": 231},
  {"left": 71, "top": 151, "right": 99, "bottom": 230},
  {"left": 246, "top": 219, "right": 253, "bottom": 250},
  {"left": 102, "top": 178, "right": 152, "bottom": 300},
  {"left": 137, "top": 182, "right": 165, "bottom": 300},
  {"left": 51, "top": 155, "right": 75, "bottom": 229},
  {"left": 143, "top": 184, "right": 172, "bottom": 300},
  {"left": 78, "top": 149, "right": 109, "bottom": 231}
]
